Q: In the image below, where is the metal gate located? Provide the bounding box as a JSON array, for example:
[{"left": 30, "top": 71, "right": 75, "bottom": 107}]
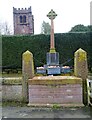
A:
[{"left": 87, "top": 78, "right": 92, "bottom": 106}]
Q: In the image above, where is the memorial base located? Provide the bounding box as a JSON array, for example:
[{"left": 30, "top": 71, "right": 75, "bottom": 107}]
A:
[
  {"left": 47, "top": 66, "right": 61, "bottom": 75},
  {"left": 28, "top": 76, "right": 83, "bottom": 105},
  {"left": 47, "top": 52, "right": 59, "bottom": 66}
]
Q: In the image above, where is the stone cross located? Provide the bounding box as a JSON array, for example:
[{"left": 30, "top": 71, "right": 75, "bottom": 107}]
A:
[{"left": 47, "top": 9, "right": 57, "bottom": 52}]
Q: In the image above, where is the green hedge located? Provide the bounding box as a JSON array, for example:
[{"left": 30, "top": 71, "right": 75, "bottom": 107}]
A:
[{"left": 2, "top": 33, "right": 91, "bottom": 70}]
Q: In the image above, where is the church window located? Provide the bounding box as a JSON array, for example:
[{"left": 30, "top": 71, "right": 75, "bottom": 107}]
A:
[
  {"left": 20, "top": 16, "right": 22, "bottom": 23},
  {"left": 23, "top": 15, "right": 26, "bottom": 23}
]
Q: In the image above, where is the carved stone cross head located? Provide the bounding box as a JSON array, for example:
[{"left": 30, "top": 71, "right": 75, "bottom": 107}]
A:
[{"left": 47, "top": 9, "right": 57, "bottom": 20}]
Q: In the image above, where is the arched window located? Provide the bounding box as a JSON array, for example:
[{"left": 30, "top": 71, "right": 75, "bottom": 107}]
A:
[
  {"left": 23, "top": 15, "right": 26, "bottom": 23},
  {"left": 20, "top": 16, "right": 22, "bottom": 23}
]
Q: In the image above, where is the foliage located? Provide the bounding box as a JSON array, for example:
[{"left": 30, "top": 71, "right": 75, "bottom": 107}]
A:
[
  {"left": 41, "top": 21, "right": 51, "bottom": 34},
  {"left": 87, "top": 25, "right": 92, "bottom": 31},
  {"left": 2, "top": 101, "right": 27, "bottom": 107},
  {"left": 2, "top": 34, "right": 50, "bottom": 69},
  {"left": 69, "top": 24, "right": 91, "bottom": 32},
  {"left": 2, "top": 32, "right": 91, "bottom": 71},
  {"left": 52, "top": 104, "right": 61, "bottom": 109}
]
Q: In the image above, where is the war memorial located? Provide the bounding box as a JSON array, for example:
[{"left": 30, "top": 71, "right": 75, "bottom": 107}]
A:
[{"left": 22, "top": 9, "right": 89, "bottom": 106}]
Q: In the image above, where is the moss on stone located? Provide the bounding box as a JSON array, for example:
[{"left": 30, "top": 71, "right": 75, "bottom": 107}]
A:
[
  {"left": 28, "top": 77, "right": 82, "bottom": 85},
  {"left": 49, "top": 48, "right": 56, "bottom": 53},
  {"left": 2, "top": 79, "right": 22, "bottom": 85}
]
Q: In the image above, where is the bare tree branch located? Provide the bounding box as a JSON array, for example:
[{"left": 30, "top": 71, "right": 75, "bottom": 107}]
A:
[{"left": 0, "top": 21, "right": 13, "bottom": 35}]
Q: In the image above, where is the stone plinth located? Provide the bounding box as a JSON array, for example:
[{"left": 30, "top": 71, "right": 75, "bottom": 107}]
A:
[
  {"left": 28, "top": 76, "right": 83, "bottom": 105},
  {"left": 47, "top": 66, "right": 61, "bottom": 75},
  {"left": 47, "top": 52, "right": 59, "bottom": 66}
]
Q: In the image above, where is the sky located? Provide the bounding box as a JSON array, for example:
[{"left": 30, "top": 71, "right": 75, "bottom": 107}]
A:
[{"left": 0, "top": 0, "right": 91, "bottom": 34}]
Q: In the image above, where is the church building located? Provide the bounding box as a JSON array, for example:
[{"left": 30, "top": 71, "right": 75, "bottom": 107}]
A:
[{"left": 13, "top": 6, "right": 34, "bottom": 35}]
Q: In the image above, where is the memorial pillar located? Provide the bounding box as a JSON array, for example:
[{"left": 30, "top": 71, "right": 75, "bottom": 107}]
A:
[
  {"left": 74, "top": 48, "right": 88, "bottom": 105},
  {"left": 22, "top": 50, "right": 34, "bottom": 102},
  {"left": 74, "top": 48, "right": 88, "bottom": 80}
]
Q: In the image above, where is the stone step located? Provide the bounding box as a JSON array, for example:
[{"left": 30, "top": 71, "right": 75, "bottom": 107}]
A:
[{"left": 28, "top": 76, "right": 82, "bottom": 85}]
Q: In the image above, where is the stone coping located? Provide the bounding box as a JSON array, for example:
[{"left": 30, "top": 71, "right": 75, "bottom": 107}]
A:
[
  {"left": 27, "top": 103, "right": 84, "bottom": 107},
  {"left": 28, "top": 76, "right": 82, "bottom": 85}
]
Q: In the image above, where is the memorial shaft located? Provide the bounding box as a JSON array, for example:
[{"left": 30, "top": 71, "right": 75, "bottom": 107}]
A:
[
  {"left": 47, "top": 9, "right": 57, "bottom": 52},
  {"left": 51, "top": 18, "right": 54, "bottom": 49}
]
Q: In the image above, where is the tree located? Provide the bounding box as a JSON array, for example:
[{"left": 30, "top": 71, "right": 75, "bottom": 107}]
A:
[
  {"left": 69, "top": 24, "right": 90, "bottom": 32},
  {"left": 87, "top": 25, "right": 92, "bottom": 32},
  {"left": 41, "top": 21, "right": 51, "bottom": 34},
  {"left": 0, "top": 21, "right": 12, "bottom": 35}
]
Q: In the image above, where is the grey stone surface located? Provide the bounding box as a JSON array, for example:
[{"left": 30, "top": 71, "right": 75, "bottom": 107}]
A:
[
  {"left": 2, "top": 85, "right": 22, "bottom": 101},
  {"left": 2, "top": 106, "right": 92, "bottom": 118}
]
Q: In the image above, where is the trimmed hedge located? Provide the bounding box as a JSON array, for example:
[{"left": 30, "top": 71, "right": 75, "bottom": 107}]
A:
[{"left": 2, "top": 32, "right": 91, "bottom": 71}]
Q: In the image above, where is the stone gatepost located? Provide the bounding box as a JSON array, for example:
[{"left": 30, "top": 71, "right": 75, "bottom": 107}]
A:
[
  {"left": 74, "top": 48, "right": 88, "bottom": 105},
  {"left": 22, "top": 50, "right": 34, "bottom": 102},
  {"left": 74, "top": 48, "right": 88, "bottom": 79}
]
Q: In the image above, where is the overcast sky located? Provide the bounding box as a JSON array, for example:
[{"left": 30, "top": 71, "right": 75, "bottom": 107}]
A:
[{"left": 0, "top": 0, "right": 91, "bottom": 34}]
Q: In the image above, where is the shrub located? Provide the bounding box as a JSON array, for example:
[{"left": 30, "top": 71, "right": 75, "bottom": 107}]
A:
[{"left": 2, "top": 32, "right": 91, "bottom": 71}]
